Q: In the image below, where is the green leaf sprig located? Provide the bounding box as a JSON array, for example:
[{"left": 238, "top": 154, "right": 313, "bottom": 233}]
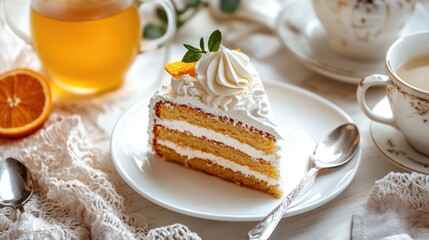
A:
[
  {"left": 144, "top": 0, "right": 240, "bottom": 40},
  {"left": 182, "top": 30, "right": 222, "bottom": 63}
]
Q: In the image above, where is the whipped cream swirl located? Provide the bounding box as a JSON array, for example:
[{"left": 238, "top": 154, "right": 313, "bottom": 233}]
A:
[
  {"left": 171, "top": 45, "right": 274, "bottom": 125},
  {"left": 196, "top": 46, "right": 253, "bottom": 97}
]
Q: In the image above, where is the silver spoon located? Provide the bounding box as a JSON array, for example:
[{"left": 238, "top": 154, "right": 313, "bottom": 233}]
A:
[
  {"left": 248, "top": 123, "right": 360, "bottom": 240},
  {"left": 0, "top": 157, "right": 34, "bottom": 209}
]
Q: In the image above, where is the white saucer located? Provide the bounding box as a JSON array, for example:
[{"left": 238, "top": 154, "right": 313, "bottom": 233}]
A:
[
  {"left": 111, "top": 81, "right": 361, "bottom": 221},
  {"left": 275, "top": 0, "right": 429, "bottom": 84},
  {"left": 371, "top": 98, "right": 429, "bottom": 174}
]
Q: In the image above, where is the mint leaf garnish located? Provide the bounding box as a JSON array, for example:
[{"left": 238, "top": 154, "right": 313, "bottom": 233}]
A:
[
  {"left": 182, "top": 51, "right": 202, "bottom": 62},
  {"left": 208, "top": 30, "right": 221, "bottom": 52},
  {"left": 200, "top": 37, "right": 205, "bottom": 52},
  {"left": 181, "top": 30, "right": 222, "bottom": 62},
  {"left": 183, "top": 44, "right": 201, "bottom": 53}
]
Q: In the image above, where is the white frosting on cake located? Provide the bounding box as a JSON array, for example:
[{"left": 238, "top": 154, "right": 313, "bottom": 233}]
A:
[
  {"left": 157, "top": 139, "right": 281, "bottom": 186},
  {"left": 196, "top": 46, "right": 253, "bottom": 97},
  {"left": 168, "top": 46, "right": 281, "bottom": 139},
  {"left": 147, "top": 45, "right": 282, "bottom": 192}
]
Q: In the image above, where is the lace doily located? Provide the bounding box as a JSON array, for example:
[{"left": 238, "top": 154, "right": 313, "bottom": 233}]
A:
[
  {"left": 0, "top": 114, "right": 201, "bottom": 240},
  {"left": 352, "top": 172, "right": 429, "bottom": 240}
]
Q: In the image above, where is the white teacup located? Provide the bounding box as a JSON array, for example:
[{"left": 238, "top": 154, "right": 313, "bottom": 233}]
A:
[
  {"left": 312, "top": 0, "right": 416, "bottom": 60},
  {"left": 357, "top": 32, "right": 429, "bottom": 156}
]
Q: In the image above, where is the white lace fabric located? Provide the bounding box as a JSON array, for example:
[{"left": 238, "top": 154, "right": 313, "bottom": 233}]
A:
[
  {"left": 0, "top": 114, "right": 201, "bottom": 240},
  {"left": 352, "top": 172, "right": 429, "bottom": 240}
]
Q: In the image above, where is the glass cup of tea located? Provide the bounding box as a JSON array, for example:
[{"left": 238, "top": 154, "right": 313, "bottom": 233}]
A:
[
  {"left": 1, "top": 0, "right": 176, "bottom": 95},
  {"left": 357, "top": 31, "right": 429, "bottom": 156}
]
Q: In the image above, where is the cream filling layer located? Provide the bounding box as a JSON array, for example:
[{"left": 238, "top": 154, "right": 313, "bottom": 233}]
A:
[
  {"left": 157, "top": 139, "right": 280, "bottom": 186},
  {"left": 156, "top": 119, "right": 279, "bottom": 165}
]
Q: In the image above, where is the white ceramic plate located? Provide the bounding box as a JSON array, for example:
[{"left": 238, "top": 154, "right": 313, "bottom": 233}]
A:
[
  {"left": 111, "top": 81, "right": 361, "bottom": 221},
  {"left": 275, "top": 0, "right": 429, "bottom": 84},
  {"left": 371, "top": 97, "right": 429, "bottom": 174}
]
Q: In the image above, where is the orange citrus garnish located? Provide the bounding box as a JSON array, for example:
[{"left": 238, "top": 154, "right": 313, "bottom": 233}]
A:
[
  {"left": 0, "top": 68, "right": 53, "bottom": 138},
  {"left": 164, "top": 61, "right": 197, "bottom": 78}
]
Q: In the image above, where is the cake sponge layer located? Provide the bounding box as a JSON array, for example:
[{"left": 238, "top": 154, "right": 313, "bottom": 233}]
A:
[
  {"left": 154, "top": 125, "right": 279, "bottom": 179},
  {"left": 154, "top": 142, "right": 283, "bottom": 198},
  {"left": 155, "top": 101, "right": 278, "bottom": 155}
]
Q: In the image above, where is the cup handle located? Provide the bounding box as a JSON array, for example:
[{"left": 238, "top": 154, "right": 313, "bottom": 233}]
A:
[
  {"left": 0, "top": 0, "right": 32, "bottom": 46},
  {"left": 357, "top": 74, "right": 398, "bottom": 128},
  {"left": 137, "top": 0, "right": 176, "bottom": 52}
]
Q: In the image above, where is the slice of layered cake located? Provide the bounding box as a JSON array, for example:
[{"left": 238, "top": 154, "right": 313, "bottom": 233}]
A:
[{"left": 148, "top": 30, "right": 283, "bottom": 198}]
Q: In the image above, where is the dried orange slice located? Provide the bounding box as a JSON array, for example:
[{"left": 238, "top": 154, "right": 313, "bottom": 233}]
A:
[
  {"left": 0, "top": 68, "right": 52, "bottom": 138},
  {"left": 165, "top": 61, "right": 197, "bottom": 78}
]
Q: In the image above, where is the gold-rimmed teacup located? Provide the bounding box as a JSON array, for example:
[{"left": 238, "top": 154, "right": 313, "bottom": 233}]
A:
[{"left": 357, "top": 31, "right": 429, "bottom": 156}]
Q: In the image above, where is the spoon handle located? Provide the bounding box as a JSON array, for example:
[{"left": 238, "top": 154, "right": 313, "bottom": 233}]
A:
[{"left": 248, "top": 167, "right": 320, "bottom": 240}]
